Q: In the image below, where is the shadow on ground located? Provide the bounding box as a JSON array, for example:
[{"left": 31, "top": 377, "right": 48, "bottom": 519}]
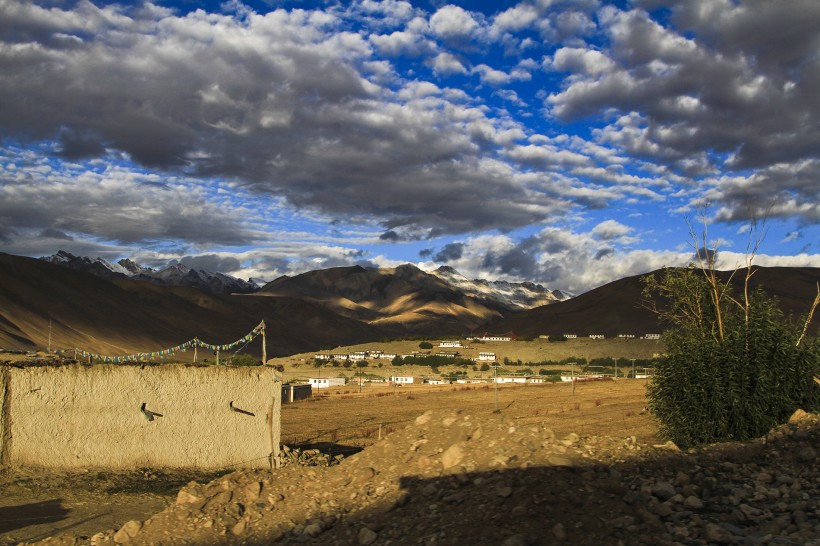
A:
[{"left": 0, "top": 499, "right": 70, "bottom": 534}]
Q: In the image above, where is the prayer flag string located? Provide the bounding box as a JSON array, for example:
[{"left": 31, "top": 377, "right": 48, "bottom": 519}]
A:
[{"left": 60, "top": 321, "right": 266, "bottom": 363}]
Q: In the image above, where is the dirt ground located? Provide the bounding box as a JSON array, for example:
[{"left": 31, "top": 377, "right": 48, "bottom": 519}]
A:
[
  {"left": 1, "top": 380, "right": 655, "bottom": 544},
  {"left": 280, "top": 379, "right": 657, "bottom": 448}
]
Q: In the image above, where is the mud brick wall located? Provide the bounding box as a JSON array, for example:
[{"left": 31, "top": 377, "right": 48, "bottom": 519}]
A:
[{"left": 0, "top": 364, "right": 280, "bottom": 469}]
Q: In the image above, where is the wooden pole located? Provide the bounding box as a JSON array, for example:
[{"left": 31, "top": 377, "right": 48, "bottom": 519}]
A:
[
  {"left": 262, "top": 326, "right": 267, "bottom": 365},
  {"left": 216, "top": 349, "right": 220, "bottom": 366}
]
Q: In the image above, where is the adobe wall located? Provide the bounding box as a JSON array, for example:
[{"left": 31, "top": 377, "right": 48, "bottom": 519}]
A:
[{"left": 0, "top": 364, "right": 281, "bottom": 469}]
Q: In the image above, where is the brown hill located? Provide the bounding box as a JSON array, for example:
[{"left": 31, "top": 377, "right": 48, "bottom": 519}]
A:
[
  {"left": 260, "top": 264, "right": 510, "bottom": 334},
  {"left": 0, "top": 253, "right": 384, "bottom": 358},
  {"left": 487, "top": 266, "right": 820, "bottom": 338}
]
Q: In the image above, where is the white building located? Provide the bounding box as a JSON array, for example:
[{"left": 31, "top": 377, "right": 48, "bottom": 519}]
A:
[
  {"left": 439, "top": 340, "right": 463, "bottom": 348},
  {"left": 476, "top": 352, "right": 496, "bottom": 361},
  {"left": 644, "top": 334, "right": 661, "bottom": 340},
  {"left": 494, "top": 376, "right": 528, "bottom": 384},
  {"left": 309, "top": 377, "right": 346, "bottom": 389},
  {"left": 390, "top": 376, "right": 414, "bottom": 384},
  {"left": 589, "top": 334, "right": 605, "bottom": 340},
  {"left": 380, "top": 353, "right": 397, "bottom": 359},
  {"left": 480, "top": 335, "right": 512, "bottom": 342},
  {"left": 314, "top": 354, "right": 332, "bottom": 361},
  {"left": 332, "top": 354, "right": 349, "bottom": 360},
  {"left": 563, "top": 334, "right": 577, "bottom": 339}
]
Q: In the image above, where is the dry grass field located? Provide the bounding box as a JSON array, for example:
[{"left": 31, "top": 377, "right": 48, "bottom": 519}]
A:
[{"left": 281, "top": 378, "right": 659, "bottom": 450}]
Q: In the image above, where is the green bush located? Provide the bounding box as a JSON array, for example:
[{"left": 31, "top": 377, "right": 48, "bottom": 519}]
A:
[
  {"left": 231, "top": 353, "right": 261, "bottom": 366},
  {"left": 419, "top": 341, "right": 433, "bottom": 349},
  {"left": 644, "top": 267, "right": 819, "bottom": 449}
]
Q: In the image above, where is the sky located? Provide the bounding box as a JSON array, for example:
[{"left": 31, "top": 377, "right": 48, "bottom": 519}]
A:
[{"left": 0, "top": 0, "right": 818, "bottom": 294}]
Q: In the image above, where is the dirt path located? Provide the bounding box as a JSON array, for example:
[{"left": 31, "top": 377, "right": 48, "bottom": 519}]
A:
[{"left": 0, "top": 469, "right": 229, "bottom": 545}]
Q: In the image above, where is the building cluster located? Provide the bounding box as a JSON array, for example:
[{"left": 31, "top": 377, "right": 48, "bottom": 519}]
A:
[{"left": 556, "top": 333, "right": 662, "bottom": 340}]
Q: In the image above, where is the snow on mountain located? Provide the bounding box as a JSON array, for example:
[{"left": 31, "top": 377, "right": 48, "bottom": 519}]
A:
[
  {"left": 117, "top": 258, "right": 154, "bottom": 276},
  {"left": 41, "top": 250, "right": 128, "bottom": 280},
  {"left": 431, "top": 265, "right": 570, "bottom": 311},
  {"left": 40, "top": 251, "right": 258, "bottom": 294},
  {"left": 40, "top": 252, "right": 563, "bottom": 308}
]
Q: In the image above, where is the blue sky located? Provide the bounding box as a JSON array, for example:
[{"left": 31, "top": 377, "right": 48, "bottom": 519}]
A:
[{"left": 0, "top": 0, "right": 818, "bottom": 293}]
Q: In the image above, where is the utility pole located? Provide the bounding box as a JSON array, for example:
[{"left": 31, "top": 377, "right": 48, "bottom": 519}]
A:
[
  {"left": 47, "top": 318, "right": 52, "bottom": 353},
  {"left": 491, "top": 362, "right": 500, "bottom": 413},
  {"left": 631, "top": 359, "right": 636, "bottom": 379}
]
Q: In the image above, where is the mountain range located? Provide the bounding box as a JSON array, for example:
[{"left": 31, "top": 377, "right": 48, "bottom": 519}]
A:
[
  {"left": 0, "top": 251, "right": 816, "bottom": 358},
  {"left": 42, "top": 250, "right": 260, "bottom": 294}
]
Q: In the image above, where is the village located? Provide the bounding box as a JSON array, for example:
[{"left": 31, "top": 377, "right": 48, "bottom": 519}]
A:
[{"left": 277, "top": 333, "right": 663, "bottom": 401}]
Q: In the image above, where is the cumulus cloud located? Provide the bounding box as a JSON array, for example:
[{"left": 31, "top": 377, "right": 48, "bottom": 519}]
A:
[
  {"left": 428, "top": 5, "right": 482, "bottom": 43},
  {"left": 542, "top": 2, "right": 820, "bottom": 225},
  {"left": 428, "top": 52, "right": 467, "bottom": 75},
  {"left": 0, "top": 0, "right": 815, "bottom": 287},
  {"left": 0, "top": 1, "right": 590, "bottom": 239},
  {"left": 0, "top": 147, "right": 259, "bottom": 250},
  {"left": 433, "top": 242, "right": 465, "bottom": 262}
]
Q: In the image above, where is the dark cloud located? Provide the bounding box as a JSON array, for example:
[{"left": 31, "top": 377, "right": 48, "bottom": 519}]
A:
[
  {"left": 546, "top": 3, "right": 820, "bottom": 222},
  {"left": 0, "top": 158, "right": 259, "bottom": 248},
  {"left": 594, "top": 247, "right": 614, "bottom": 260},
  {"left": 693, "top": 247, "right": 717, "bottom": 267},
  {"left": 38, "top": 228, "right": 73, "bottom": 240},
  {"left": 419, "top": 248, "right": 433, "bottom": 258},
  {"left": 0, "top": 3, "right": 570, "bottom": 238},
  {"left": 57, "top": 128, "right": 107, "bottom": 160},
  {"left": 482, "top": 246, "right": 538, "bottom": 279},
  {"left": 380, "top": 230, "right": 400, "bottom": 241},
  {"left": 179, "top": 254, "right": 242, "bottom": 273},
  {"left": 433, "top": 242, "right": 464, "bottom": 262}
]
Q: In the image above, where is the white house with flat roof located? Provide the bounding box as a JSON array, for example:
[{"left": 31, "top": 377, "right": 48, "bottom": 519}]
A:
[
  {"left": 390, "top": 376, "right": 414, "bottom": 384},
  {"left": 309, "top": 377, "right": 346, "bottom": 389}
]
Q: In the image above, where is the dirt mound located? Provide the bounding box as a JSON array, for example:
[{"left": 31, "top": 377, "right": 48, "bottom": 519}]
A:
[{"left": 30, "top": 411, "right": 820, "bottom": 546}]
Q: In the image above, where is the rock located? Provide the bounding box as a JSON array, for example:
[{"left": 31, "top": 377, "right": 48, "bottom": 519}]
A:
[
  {"left": 651, "top": 481, "right": 677, "bottom": 501},
  {"left": 551, "top": 523, "right": 567, "bottom": 541},
  {"left": 415, "top": 411, "right": 433, "bottom": 425},
  {"left": 547, "top": 455, "right": 573, "bottom": 467},
  {"left": 561, "top": 433, "right": 579, "bottom": 446},
  {"left": 652, "top": 440, "right": 680, "bottom": 451},
  {"left": 358, "top": 526, "right": 378, "bottom": 545},
  {"left": 243, "top": 481, "right": 262, "bottom": 500},
  {"left": 113, "top": 520, "right": 142, "bottom": 543},
  {"left": 684, "top": 495, "right": 704, "bottom": 510},
  {"left": 352, "top": 467, "right": 376, "bottom": 484},
  {"left": 441, "top": 443, "right": 466, "bottom": 469},
  {"left": 788, "top": 409, "right": 808, "bottom": 423},
  {"left": 704, "top": 522, "right": 735, "bottom": 543},
  {"left": 230, "top": 520, "right": 246, "bottom": 536},
  {"left": 501, "top": 534, "right": 528, "bottom": 546},
  {"left": 303, "top": 521, "right": 324, "bottom": 537},
  {"left": 175, "top": 490, "right": 201, "bottom": 505}
]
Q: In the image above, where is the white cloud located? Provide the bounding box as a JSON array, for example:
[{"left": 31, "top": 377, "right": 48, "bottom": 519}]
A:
[
  {"left": 429, "top": 5, "right": 481, "bottom": 42},
  {"left": 428, "top": 52, "right": 467, "bottom": 75}
]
